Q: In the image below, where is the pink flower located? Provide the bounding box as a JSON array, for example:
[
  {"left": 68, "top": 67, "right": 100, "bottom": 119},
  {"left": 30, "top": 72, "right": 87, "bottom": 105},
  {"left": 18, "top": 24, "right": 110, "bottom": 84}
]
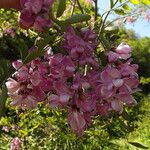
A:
[
  {"left": 19, "top": 0, "right": 53, "bottom": 31},
  {"left": 99, "top": 67, "right": 123, "bottom": 98},
  {"left": 117, "top": 61, "right": 138, "bottom": 77},
  {"left": 107, "top": 43, "right": 132, "bottom": 62},
  {"left": 24, "top": 0, "right": 43, "bottom": 14},
  {"left": 6, "top": 79, "right": 21, "bottom": 94},
  {"left": 68, "top": 109, "right": 86, "bottom": 135},
  {"left": 114, "top": 19, "right": 122, "bottom": 26},
  {"left": 111, "top": 99, "right": 123, "bottom": 113},
  {"left": 53, "top": 80, "right": 72, "bottom": 100},
  {"left": 63, "top": 27, "right": 97, "bottom": 66},
  {"left": 116, "top": 42, "right": 132, "bottom": 54},
  {"left": 30, "top": 71, "right": 42, "bottom": 86},
  {"left": 107, "top": 51, "right": 119, "bottom": 62},
  {"left": 49, "top": 54, "right": 75, "bottom": 79},
  {"left": 4, "top": 28, "right": 16, "bottom": 37},
  {"left": 48, "top": 94, "right": 60, "bottom": 108},
  {"left": 125, "top": 16, "right": 137, "bottom": 24},
  {"left": 19, "top": 9, "right": 36, "bottom": 29},
  {"left": 72, "top": 73, "right": 90, "bottom": 90},
  {"left": 97, "top": 103, "right": 112, "bottom": 116},
  {"left": 34, "top": 16, "right": 53, "bottom": 32},
  {"left": 75, "top": 93, "right": 96, "bottom": 112},
  {"left": 11, "top": 95, "right": 38, "bottom": 109},
  {"left": 145, "top": 13, "right": 150, "bottom": 22},
  {"left": 10, "top": 138, "right": 21, "bottom": 150}
]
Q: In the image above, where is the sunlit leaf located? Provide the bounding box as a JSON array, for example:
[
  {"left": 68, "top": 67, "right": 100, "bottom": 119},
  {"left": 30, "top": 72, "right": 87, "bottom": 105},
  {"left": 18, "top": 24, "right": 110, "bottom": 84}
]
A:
[
  {"left": 65, "top": 14, "right": 91, "bottom": 25},
  {"left": 142, "top": 0, "right": 150, "bottom": 5},
  {"left": 129, "top": 0, "right": 140, "bottom": 4},
  {"left": 128, "top": 142, "right": 148, "bottom": 149},
  {"left": 114, "top": 9, "right": 126, "bottom": 15},
  {"left": 122, "top": 4, "right": 131, "bottom": 11},
  {"left": 56, "top": 0, "right": 66, "bottom": 17}
]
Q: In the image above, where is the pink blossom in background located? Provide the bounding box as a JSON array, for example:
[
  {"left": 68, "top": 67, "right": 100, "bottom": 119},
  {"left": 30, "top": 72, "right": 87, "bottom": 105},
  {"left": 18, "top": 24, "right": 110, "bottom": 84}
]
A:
[
  {"left": 125, "top": 16, "right": 137, "bottom": 24},
  {"left": 85, "top": 0, "right": 93, "bottom": 4},
  {"left": 145, "top": 13, "right": 150, "bottom": 22},
  {"left": 10, "top": 138, "right": 21, "bottom": 150},
  {"left": 4, "top": 28, "right": 16, "bottom": 37},
  {"left": 114, "top": 19, "right": 123, "bottom": 26}
]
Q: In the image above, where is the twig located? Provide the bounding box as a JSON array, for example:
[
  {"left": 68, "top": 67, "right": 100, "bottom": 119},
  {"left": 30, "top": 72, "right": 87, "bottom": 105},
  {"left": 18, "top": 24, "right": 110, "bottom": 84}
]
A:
[
  {"left": 97, "top": 0, "right": 119, "bottom": 41},
  {"left": 94, "top": 0, "right": 98, "bottom": 22},
  {"left": 76, "top": 0, "right": 84, "bottom": 14},
  {"left": 71, "top": 0, "right": 77, "bottom": 16}
]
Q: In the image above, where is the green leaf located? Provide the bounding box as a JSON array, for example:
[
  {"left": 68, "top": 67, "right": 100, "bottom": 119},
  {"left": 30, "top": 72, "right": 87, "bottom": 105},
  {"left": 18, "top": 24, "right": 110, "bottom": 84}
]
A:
[
  {"left": 0, "top": 83, "right": 8, "bottom": 117},
  {"left": 128, "top": 142, "right": 148, "bottom": 149},
  {"left": 56, "top": 0, "right": 67, "bottom": 18},
  {"left": 0, "top": 59, "right": 11, "bottom": 84},
  {"left": 23, "top": 36, "right": 52, "bottom": 64},
  {"left": 54, "top": 14, "right": 91, "bottom": 29},
  {"left": 119, "top": 0, "right": 125, "bottom": 2},
  {"left": 142, "top": 0, "right": 150, "bottom": 5},
  {"left": 23, "top": 48, "right": 45, "bottom": 64},
  {"left": 105, "top": 26, "right": 119, "bottom": 33},
  {"left": 121, "top": 110, "right": 131, "bottom": 121},
  {"left": 65, "top": 14, "right": 91, "bottom": 25},
  {"left": 110, "top": 0, "right": 114, "bottom": 8},
  {"left": 129, "top": 0, "right": 140, "bottom": 4},
  {"left": 122, "top": 4, "right": 131, "bottom": 11},
  {"left": 114, "top": 9, "right": 126, "bottom": 15},
  {"left": 18, "top": 40, "right": 28, "bottom": 61}
]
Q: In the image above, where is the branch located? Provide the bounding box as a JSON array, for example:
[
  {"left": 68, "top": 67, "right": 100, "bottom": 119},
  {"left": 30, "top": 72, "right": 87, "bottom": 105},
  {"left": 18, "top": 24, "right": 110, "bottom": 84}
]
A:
[
  {"left": 97, "top": 0, "right": 119, "bottom": 41},
  {"left": 94, "top": 0, "right": 98, "bottom": 22}
]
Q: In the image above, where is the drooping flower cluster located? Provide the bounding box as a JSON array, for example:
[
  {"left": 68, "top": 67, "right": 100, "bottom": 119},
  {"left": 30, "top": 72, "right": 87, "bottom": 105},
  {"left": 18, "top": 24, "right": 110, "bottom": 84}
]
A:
[
  {"left": 6, "top": 27, "right": 139, "bottom": 135},
  {"left": 19, "top": 0, "right": 53, "bottom": 31}
]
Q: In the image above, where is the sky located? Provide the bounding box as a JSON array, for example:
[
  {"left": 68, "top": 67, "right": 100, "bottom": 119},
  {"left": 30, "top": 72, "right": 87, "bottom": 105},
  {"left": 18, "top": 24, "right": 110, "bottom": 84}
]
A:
[{"left": 97, "top": 0, "right": 150, "bottom": 37}]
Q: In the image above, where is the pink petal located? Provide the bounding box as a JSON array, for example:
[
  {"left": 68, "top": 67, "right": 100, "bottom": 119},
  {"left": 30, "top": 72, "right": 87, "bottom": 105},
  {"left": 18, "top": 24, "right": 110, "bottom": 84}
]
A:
[
  {"left": 115, "top": 43, "right": 132, "bottom": 54},
  {"left": 111, "top": 100, "right": 123, "bottom": 113},
  {"left": 112, "top": 79, "right": 124, "bottom": 87}
]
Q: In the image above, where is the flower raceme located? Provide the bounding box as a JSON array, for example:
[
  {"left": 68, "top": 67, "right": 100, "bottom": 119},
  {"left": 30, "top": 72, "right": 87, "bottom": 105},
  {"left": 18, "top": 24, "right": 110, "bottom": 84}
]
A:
[
  {"left": 19, "top": 0, "right": 53, "bottom": 31},
  {"left": 6, "top": 27, "right": 139, "bottom": 135}
]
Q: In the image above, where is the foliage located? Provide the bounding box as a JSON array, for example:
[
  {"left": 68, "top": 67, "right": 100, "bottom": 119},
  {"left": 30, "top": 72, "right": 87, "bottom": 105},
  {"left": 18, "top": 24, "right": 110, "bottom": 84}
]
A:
[{"left": 0, "top": 92, "right": 148, "bottom": 150}]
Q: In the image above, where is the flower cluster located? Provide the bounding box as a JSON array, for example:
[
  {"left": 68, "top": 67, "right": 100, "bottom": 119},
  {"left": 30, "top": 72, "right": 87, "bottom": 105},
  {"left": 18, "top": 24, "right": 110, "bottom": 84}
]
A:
[
  {"left": 6, "top": 27, "right": 139, "bottom": 135},
  {"left": 19, "top": 0, "right": 53, "bottom": 31}
]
